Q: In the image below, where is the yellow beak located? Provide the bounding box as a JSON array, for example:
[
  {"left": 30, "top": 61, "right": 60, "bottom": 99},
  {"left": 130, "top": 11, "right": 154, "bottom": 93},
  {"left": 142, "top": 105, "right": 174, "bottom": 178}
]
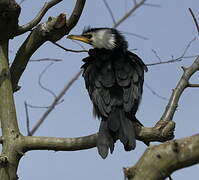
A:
[{"left": 67, "top": 35, "right": 91, "bottom": 44}]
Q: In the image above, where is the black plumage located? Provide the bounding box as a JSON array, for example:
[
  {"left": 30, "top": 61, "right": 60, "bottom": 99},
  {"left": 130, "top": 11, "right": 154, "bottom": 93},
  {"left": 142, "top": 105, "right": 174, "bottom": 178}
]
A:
[{"left": 67, "top": 28, "right": 147, "bottom": 159}]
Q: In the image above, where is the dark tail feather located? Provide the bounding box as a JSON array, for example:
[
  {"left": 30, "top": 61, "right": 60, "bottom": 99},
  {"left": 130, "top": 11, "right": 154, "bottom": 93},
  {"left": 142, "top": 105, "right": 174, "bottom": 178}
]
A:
[
  {"left": 97, "top": 120, "right": 114, "bottom": 159},
  {"left": 97, "top": 108, "right": 136, "bottom": 158},
  {"left": 113, "top": 108, "right": 136, "bottom": 151},
  {"left": 119, "top": 115, "right": 136, "bottom": 151}
]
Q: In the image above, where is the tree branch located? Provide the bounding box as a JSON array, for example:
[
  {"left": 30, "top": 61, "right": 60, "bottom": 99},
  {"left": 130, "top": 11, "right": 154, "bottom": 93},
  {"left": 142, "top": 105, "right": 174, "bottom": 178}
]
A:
[
  {"left": 52, "top": 42, "right": 88, "bottom": 53},
  {"left": 188, "top": 83, "right": 199, "bottom": 87},
  {"left": 10, "top": 0, "right": 86, "bottom": 92},
  {"left": 23, "top": 134, "right": 97, "bottom": 151},
  {"left": 16, "top": 0, "right": 63, "bottom": 35},
  {"left": 0, "top": 40, "right": 22, "bottom": 180},
  {"left": 67, "top": 0, "right": 86, "bottom": 30},
  {"left": 23, "top": 120, "right": 175, "bottom": 151},
  {"left": 29, "top": 70, "right": 83, "bottom": 136},
  {"left": 102, "top": 0, "right": 116, "bottom": 25},
  {"left": 147, "top": 38, "right": 197, "bottom": 66},
  {"left": 124, "top": 133, "right": 199, "bottom": 180},
  {"left": 113, "top": 0, "right": 147, "bottom": 28},
  {"left": 160, "top": 56, "right": 199, "bottom": 122},
  {"left": 189, "top": 8, "right": 199, "bottom": 35}
]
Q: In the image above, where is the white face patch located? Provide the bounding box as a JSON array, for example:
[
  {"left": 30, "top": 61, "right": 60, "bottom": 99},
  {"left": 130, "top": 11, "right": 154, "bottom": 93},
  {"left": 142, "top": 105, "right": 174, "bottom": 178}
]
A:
[{"left": 91, "top": 29, "right": 116, "bottom": 49}]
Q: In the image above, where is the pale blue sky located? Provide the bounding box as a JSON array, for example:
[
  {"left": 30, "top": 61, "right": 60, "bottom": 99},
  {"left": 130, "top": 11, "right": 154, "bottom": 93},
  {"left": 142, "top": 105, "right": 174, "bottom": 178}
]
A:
[{"left": 2, "top": 0, "right": 199, "bottom": 179}]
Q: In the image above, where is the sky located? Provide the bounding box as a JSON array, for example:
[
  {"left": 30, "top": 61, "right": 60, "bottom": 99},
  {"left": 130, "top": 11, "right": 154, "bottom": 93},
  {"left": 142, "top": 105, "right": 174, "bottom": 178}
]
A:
[{"left": 1, "top": 0, "right": 199, "bottom": 179}]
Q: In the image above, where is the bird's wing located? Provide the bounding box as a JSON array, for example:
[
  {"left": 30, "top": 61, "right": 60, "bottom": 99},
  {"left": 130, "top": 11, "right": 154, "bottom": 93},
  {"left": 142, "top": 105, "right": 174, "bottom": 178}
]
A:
[
  {"left": 82, "top": 53, "right": 114, "bottom": 118},
  {"left": 114, "top": 51, "right": 146, "bottom": 115}
]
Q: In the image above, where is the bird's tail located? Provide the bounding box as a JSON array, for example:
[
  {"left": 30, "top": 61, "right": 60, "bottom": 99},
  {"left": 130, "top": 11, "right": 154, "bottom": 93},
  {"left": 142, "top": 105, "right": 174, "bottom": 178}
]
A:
[{"left": 97, "top": 107, "right": 136, "bottom": 159}]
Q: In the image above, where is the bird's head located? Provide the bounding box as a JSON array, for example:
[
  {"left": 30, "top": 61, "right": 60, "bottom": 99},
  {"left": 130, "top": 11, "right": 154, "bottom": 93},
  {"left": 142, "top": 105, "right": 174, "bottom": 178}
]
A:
[{"left": 67, "top": 27, "right": 128, "bottom": 51}]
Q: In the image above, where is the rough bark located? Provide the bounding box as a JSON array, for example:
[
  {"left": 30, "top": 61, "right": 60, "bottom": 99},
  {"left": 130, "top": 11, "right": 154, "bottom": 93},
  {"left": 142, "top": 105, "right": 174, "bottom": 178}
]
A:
[
  {"left": 124, "top": 134, "right": 199, "bottom": 180},
  {"left": 0, "top": 40, "right": 22, "bottom": 180}
]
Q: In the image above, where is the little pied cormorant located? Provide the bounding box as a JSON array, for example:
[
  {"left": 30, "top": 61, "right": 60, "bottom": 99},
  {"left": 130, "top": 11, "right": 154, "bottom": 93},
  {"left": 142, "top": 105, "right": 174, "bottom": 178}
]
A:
[{"left": 67, "top": 27, "right": 147, "bottom": 159}]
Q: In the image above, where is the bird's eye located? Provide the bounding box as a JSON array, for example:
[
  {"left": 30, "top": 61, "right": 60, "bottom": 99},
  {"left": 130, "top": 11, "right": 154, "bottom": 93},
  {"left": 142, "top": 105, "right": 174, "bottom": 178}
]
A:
[{"left": 83, "top": 34, "right": 92, "bottom": 39}]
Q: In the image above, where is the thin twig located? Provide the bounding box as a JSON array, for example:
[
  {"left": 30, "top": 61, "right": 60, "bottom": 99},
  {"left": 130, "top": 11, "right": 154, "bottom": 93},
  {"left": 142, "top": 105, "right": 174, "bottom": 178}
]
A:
[
  {"left": 38, "top": 63, "right": 57, "bottom": 99},
  {"left": 29, "top": 69, "right": 83, "bottom": 135},
  {"left": 121, "top": 31, "right": 149, "bottom": 40},
  {"left": 113, "top": 0, "right": 147, "bottom": 28},
  {"left": 145, "top": 82, "right": 168, "bottom": 101},
  {"left": 30, "top": 58, "right": 62, "bottom": 62},
  {"left": 151, "top": 49, "right": 162, "bottom": 62},
  {"left": 102, "top": 0, "right": 116, "bottom": 25},
  {"left": 25, "top": 100, "right": 64, "bottom": 109},
  {"left": 143, "top": 3, "right": 161, "bottom": 8},
  {"left": 189, "top": 8, "right": 199, "bottom": 35},
  {"left": 147, "top": 38, "right": 197, "bottom": 66},
  {"left": 52, "top": 42, "right": 88, "bottom": 53},
  {"left": 26, "top": 104, "right": 49, "bottom": 109},
  {"left": 24, "top": 101, "right": 31, "bottom": 135},
  {"left": 147, "top": 55, "right": 199, "bottom": 66}
]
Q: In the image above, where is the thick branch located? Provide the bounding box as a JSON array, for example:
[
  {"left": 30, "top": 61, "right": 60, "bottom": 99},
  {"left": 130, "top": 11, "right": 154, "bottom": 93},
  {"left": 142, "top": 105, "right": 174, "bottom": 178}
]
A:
[
  {"left": 10, "top": 14, "right": 67, "bottom": 92},
  {"left": 0, "top": 40, "right": 21, "bottom": 180},
  {"left": 10, "top": 0, "right": 86, "bottom": 92},
  {"left": 16, "top": 0, "right": 63, "bottom": 35},
  {"left": 23, "top": 134, "right": 97, "bottom": 151},
  {"left": 21, "top": 121, "right": 175, "bottom": 151},
  {"left": 0, "top": 41, "right": 19, "bottom": 135},
  {"left": 124, "top": 134, "right": 199, "bottom": 180}
]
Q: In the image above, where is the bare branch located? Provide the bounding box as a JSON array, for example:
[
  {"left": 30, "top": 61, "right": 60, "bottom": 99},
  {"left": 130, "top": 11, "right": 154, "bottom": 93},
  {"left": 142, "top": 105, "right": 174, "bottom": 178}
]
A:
[
  {"left": 113, "top": 0, "right": 147, "bottom": 28},
  {"left": 124, "top": 133, "right": 199, "bottom": 180},
  {"left": 23, "top": 120, "right": 175, "bottom": 151},
  {"left": 38, "top": 63, "right": 57, "bottom": 99},
  {"left": 11, "top": 0, "right": 86, "bottom": 92},
  {"left": 147, "top": 55, "right": 199, "bottom": 66},
  {"left": 151, "top": 49, "right": 162, "bottom": 62},
  {"left": 67, "top": 0, "right": 86, "bottom": 30},
  {"left": 16, "top": 0, "right": 63, "bottom": 35},
  {"left": 30, "top": 58, "right": 62, "bottom": 62},
  {"left": 189, "top": 8, "right": 199, "bottom": 35},
  {"left": 11, "top": 14, "right": 68, "bottom": 92},
  {"left": 29, "top": 70, "right": 83, "bottom": 136},
  {"left": 24, "top": 134, "right": 97, "bottom": 151},
  {"left": 147, "top": 38, "right": 197, "bottom": 66},
  {"left": 24, "top": 101, "right": 30, "bottom": 135},
  {"left": 122, "top": 31, "right": 149, "bottom": 40},
  {"left": 145, "top": 82, "right": 168, "bottom": 101},
  {"left": 160, "top": 56, "right": 199, "bottom": 122},
  {"left": 143, "top": 3, "right": 161, "bottom": 8},
  {"left": 188, "top": 83, "right": 199, "bottom": 88},
  {"left": 52, "top": 42, "right": 88, "bottom": 53},
  {"left": 102, "top": 0, "right": 116, "bottom": 25},
  {"left": 25, "top": 100, "right": 64, "bottom": 109}
]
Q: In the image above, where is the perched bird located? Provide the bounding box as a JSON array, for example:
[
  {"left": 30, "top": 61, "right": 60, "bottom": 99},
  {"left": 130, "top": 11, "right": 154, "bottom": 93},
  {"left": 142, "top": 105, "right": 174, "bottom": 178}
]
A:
[{"left": 67, "top": 27, "right": 147, "bottom": 159}]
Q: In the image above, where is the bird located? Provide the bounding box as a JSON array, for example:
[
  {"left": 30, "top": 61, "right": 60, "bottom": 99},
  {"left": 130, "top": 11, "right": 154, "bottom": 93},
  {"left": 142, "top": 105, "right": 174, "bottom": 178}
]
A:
[{"left": 67, "top": 27, "right": 147, "bottom": 159}]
